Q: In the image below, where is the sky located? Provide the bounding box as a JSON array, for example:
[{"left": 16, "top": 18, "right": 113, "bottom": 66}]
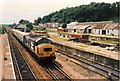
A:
[{"left": 0, "top": 0, "right": 119, "bottom": 24}]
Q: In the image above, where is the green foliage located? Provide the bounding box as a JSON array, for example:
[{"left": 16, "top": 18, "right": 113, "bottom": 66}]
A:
[
  {"left": 62, "top": 23, "right": 67, "bottom": 28},
  {"left": 37, "top": 2, "right": 119, "bottom": 24},
  {"left": 11, "top": 23, "right": 16, "bottom": 28},
  {"left": 34, "top": 17, "right": 41, "bottom": 25},
  {"left": 19, "top": 19, "right": 29, "bottom": 24},
  {"left": 26, "top": 23, "right": 33, "bottom": 31},
  {"left": 18, "top": 19, "right": 33, "bottom": 32},
  {"left": 109, "top": 17, "right": 119, "bottom": 23},
  {"left": 0, "top": 25, "right": 6, "bottom": 34}
]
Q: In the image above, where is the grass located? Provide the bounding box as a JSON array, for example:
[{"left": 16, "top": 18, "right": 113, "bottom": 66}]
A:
[
  {"left": 0, "top": 24, "right": 3, "bottom": 30},
  {"left": 50, "top": 32, "right": 118, "bottom": 44},
  {"left": 50, "top": 33, "right": 70, "bottom": 41}
]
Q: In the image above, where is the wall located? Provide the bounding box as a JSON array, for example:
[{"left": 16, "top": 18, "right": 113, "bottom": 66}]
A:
[{"left": 93, "top": 29, "right": 119, "bottom": 36}]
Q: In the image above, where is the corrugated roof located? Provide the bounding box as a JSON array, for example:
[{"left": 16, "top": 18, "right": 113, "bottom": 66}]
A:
[
  {"left": 94, "top": 23, "right": 119, "bottom": 30},
  {"left": 67, "top": 22, "right": 79, "bottom": 26},
  {"left": 67, "top": 25, "right": 89, "bottom": 29},
  {"left": 67, "top": 23, "right": 119, "bottom": 30},
  {"left": 78, "top": 25, "right": 89, "bottom": 29},
  {"left": 114, "top": 24, "right": 120, "bottom": 30},
  {"left": 94, "top": 24, "right": 106, "bottom": 29},
  {"left": 87, "top": 25, "right": 95, "bottom": 29}
]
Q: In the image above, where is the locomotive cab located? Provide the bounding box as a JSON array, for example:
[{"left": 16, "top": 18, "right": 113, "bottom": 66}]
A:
[
  {"left": 34, "top": 37, "right": 56, "bottom": 60},
  {"left": 35, "top": 44, "right": 55, "bottom": 58},
  {"left": 24, "top": 34, "right": 56, "bottom": 61},
  {"left": 12, "top": 29, "right": 56, "bottom": 61}
]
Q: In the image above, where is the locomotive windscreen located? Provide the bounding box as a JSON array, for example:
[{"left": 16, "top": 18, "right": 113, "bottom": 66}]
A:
[
  {"left": 44, "top": 48, "right": 52, "bottom": 51},
  {"left": 35, "top": 38, "right": 52, "bottom": 46}
]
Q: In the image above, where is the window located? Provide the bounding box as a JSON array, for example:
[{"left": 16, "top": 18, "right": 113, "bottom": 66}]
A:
[
  {"left": 107, "top": 30, "right": 109, "bottom": 33},
  {"left": 74, "top": 29, "right": 76, "bottom": 32},
  {"left": 99, "top": 30, "right": 100, "bottom": 34},
  {"left": 36, "top": 38, "right": 52, "bottom": 45},
  {"left": 44, "top": 48, "right": 52, "bottom": 51},
  {"left": 102, "top": 30, "right": 106, "bottom": 34}
]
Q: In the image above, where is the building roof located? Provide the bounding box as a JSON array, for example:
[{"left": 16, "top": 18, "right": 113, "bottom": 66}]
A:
[
  {"left": 87, "top": 25, "right": 95, "bottom": 29},
  {"left": 94, "top": 23, "right": 119, "bottom": 30},
  {"left": 68, "top": 22, "right": 79, "bottom": 25},
  {"left": 67, "top": 25, "right": 89, "bottom": 29},
  {"left": 67, "top": 22, "right": 119, "bottom": 30},
  {"left": 79, "top": 21, "right": 113, "bottom": 25},
  {"left": 78, "top": 25, "right": 89, "bottom": 29}
]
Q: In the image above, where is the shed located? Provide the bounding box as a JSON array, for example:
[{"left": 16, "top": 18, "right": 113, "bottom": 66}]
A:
[{"left": 93, "top": 23, "right": 120, "bottom": 36}]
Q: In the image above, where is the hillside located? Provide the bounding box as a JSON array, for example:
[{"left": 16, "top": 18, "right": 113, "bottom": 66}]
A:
[{"left": 34, "top": 2, "right": 119, "bottom": 24}]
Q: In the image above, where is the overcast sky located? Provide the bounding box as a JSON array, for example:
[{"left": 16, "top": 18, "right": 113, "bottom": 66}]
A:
[{"left": 0, "top": 0, "right": 119, "bottom": 24}]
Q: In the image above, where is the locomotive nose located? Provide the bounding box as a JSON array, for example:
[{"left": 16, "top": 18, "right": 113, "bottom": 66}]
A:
[{"left": 37, "top": 44, "right": 55, "bottom": 57}]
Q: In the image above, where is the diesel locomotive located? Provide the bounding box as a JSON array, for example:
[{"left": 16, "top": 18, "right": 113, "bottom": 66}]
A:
[{"left": 12, "top": 29, "right": 56, "bottom": 61}]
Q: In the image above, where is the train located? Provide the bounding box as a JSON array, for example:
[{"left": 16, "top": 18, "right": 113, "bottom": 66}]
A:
[{"left": 12, "top": 29, "right": 56, "bottom": 61}]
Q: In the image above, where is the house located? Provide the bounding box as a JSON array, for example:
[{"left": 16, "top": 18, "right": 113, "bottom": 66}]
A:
[
  {"left": 58, "top": 21, "right": 119, "bottom": 39},
  {"left": 67, "top": 24, "right": 90, "bottom": 33},
  {"left": 43, "top": 23, "right": 61, "bottom": 28},
  {"left": 93, "top": 23, "right": 120, "bottom": 36}
]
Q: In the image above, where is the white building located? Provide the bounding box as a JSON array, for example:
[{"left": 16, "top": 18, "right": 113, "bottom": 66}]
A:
[
  {"left": 67, "top": 22, "right": 90, "bottom": 33},
  {"left": 93, "top": 23, "right": 120, "bottom": 36},
  {"left": 43, "top": 23, "right": 61, "bottom": 28}
]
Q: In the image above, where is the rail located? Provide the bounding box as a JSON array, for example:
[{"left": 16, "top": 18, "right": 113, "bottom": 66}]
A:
[
  {"left": 7, "top": 31, "right": 37, "bottom": 80},
  {"left": 43, "top": 62, "right": 73, "bottom": 81},
  {"left": 56, "top": 49, "right": 119, "bottom": 80}
]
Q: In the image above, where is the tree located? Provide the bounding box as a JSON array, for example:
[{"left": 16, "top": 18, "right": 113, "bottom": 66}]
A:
[
  {"left": 11, "top": 23, "right": 16, "bottom": 28},
  {"left": 34, "top": 17, "right": 41, "bottom": 25},
  {"left": 62, "top": 23, "right": 67, "bottom": 28},
  {"left": 1, "top": 25, "right": 6, "bottom": 33},
  {"left": 26, "top": 23, "right": 33, "bottom": 32},
  {"left": 19, "top": 19, "right": 24, "bottom": 24},
  {"left": 36, "top": 2, "right": 119, "bottom": 23},
  {"left": 19, "top": 19, "right": 29, "bottom": 24}
]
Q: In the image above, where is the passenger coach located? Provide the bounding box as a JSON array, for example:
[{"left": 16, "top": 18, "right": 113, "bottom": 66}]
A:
[{"left": 12, "top": 29, "right": 56, "bottom": 61}]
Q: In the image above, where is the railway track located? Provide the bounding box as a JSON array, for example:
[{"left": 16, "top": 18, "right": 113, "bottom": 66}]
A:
[
  {"left": 56, "top": 49, "right": 119, "bottom": 80},
  {"left": 7, "top": 32, "right": 37, "bottom": 80},
  {"left": 42, "top": 61, "right": 73, "bottom": 80},
  {"left": 7, "top": 30, "right": 52, "bottom": 80},
  {"left": 7, "top": 29, "right": 73, "bottom": 80}
]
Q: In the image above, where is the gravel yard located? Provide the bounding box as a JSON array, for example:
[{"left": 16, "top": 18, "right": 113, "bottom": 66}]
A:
[{"left": 55, "top": 52, "right": 106, "bottom": 79}]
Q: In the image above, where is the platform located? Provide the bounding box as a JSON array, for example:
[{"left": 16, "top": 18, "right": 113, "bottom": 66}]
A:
[
  {"left": 0, "top": 34, "right": 15, "bottom": 80},
  {"left": 0, "top": 35, "right": 3, "bottom": 81},
  {"left": 50, "top": 38, "right": 118, "bottom": 60}
]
